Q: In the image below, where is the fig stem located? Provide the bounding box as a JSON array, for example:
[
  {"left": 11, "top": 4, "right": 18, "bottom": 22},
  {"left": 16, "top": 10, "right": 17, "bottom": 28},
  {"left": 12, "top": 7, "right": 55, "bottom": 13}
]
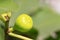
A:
[{"left": 8, "top": 32, "right": 33, "bottom": 40}]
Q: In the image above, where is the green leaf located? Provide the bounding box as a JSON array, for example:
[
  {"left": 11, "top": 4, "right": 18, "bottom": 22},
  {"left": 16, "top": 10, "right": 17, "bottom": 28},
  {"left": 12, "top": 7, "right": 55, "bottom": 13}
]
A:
[
  {"left": 32, "top": 7, "right": 60, "bottom": 40},
  {"left": 0, "top": 0, "right": 19, "bottom": 14},
  {"left": 9, "top": 0, "right": 39, "bottom": 27}
]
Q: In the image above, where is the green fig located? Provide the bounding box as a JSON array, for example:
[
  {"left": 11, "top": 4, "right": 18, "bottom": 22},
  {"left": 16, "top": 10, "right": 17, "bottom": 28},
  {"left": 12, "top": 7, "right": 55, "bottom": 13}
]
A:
[{"left": 14, "top": 14, "right": 33, "bottom": 32}]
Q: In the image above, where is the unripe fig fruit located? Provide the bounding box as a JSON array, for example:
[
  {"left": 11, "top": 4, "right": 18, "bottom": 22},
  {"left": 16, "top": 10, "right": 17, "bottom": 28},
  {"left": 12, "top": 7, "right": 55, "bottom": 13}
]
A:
[{"left": 14, "top": 14, "right": 33, "bottom": 32}]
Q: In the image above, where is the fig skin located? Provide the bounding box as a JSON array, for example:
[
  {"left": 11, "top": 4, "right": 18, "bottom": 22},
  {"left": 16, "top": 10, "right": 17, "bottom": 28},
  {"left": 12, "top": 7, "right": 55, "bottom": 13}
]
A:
[{"left": 14, "top": 14, "right": 33, "bottom": 32}]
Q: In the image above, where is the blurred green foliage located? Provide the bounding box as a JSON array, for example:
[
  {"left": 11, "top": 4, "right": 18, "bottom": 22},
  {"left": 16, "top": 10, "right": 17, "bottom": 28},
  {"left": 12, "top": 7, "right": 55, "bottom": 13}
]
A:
[
  {"left": 0, "top": 20, "right": 5, "bottom": 40},
  {"left": 0, "top": 0, "right": 60, "bottom": 40}
]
